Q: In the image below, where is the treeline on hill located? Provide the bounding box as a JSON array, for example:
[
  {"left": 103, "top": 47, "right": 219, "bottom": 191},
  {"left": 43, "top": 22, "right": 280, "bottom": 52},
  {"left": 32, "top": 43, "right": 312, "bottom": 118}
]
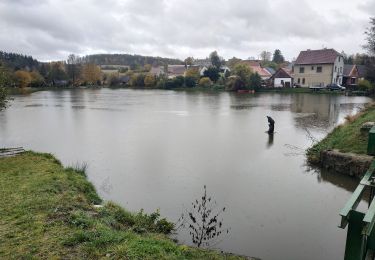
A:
[
  {"left": 84, "top": 54, "right": 183, "bottom": 68},
  {"left": 0, "top": 51, "right": 39, "bottom": 71},
  {"left": 0, "top": 52, "right": 184, "bottom": 89}
]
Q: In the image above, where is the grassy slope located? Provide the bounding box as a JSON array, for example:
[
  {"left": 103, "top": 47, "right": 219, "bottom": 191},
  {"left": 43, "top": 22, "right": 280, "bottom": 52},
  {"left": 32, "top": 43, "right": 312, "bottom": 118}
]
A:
[
  {"left": 307, "top": 103, "right": 375, "bottom": 163},
  {"left": 0, "top": 152, "right": 246, "bottom": 259}
]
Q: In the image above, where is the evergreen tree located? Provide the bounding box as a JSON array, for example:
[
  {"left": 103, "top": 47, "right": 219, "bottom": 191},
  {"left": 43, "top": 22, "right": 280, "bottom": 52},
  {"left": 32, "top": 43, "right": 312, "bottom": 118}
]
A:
[{"left": 272, "top": 49, "right": 285, "bottom": 64}]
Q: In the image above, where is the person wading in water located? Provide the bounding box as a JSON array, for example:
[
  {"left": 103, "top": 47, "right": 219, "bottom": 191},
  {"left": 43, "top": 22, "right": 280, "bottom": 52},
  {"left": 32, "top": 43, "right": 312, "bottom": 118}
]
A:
[{"left": 267, "top": 116, "right": 275, "bottom": 134}]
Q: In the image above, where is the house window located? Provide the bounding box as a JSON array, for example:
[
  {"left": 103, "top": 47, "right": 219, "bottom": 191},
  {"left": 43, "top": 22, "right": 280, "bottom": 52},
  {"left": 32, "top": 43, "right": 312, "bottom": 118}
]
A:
[
  {"left": 302, "top": 78, "right": 305, "bottom": 85},
  {"left": 339, "top": 57, "right": 341, "bottom": 62},
  {"left": 335, "top": 66, "right": 337, "bottom": 72},
  {"left": 311, "top": 66, "right": 314, "bottom": 70},
  {"left": 351, "top": 78, "right": 356, "bottom": 84},
  {"left": 299, "top": 67, "right": 305, "bottom": 73},
  {"left": 317, "top": 66, "right": 322, "bottom": 73},
  {"left": 340, "top": 67, "right": 342, "bottom": 73},
  {"left": 298, "top": 78, "right": 300, "bottom": 84}
]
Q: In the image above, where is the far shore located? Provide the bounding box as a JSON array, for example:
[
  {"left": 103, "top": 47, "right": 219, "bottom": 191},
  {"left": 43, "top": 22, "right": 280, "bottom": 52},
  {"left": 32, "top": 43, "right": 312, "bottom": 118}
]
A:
[{"left": 7, "top": 85, "right": 364, "bottom": 96}]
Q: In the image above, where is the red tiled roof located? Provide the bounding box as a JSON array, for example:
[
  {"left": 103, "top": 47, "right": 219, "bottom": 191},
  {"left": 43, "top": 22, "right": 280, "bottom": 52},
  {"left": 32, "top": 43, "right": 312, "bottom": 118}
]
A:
[
  {"left": 240, "top": 61, "right": 271, "bottom": 77},
  {"left": 295, "top": 49, "right": 341, "bottom": 65},
  {"left": 250, "top": 65, "right": 272, "bottom": 77}
]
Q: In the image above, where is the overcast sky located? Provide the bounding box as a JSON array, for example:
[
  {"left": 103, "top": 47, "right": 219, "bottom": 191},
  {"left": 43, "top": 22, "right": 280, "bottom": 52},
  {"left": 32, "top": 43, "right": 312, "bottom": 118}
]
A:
[{"left": 0, "top": 0, "right": 373, "bottom": 62}]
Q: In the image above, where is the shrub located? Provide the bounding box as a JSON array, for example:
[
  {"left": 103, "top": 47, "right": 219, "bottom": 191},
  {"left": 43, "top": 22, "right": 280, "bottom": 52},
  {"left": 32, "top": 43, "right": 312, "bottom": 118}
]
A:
[
  {"left": 130, "top": 73, "right": 146, "bottom": 87},
  {"left": 174, "top": 76, "right": 185, "bottom": 87},
  {"left": 203, "top": 66, "right": 220, "bottom": 82},
  {"left": 144, "top": 74, "right": 156, "bottom": 88},
  {"left": 225, "top": 76, "right": 243, "bottom": 91},
  {"left": 107, "top": 73, "right": 120, "bottom": 86},
  {"left": 358, "top": 79, "right": 374, "bottom": 91},
  {"left": 184, "top": 76, "right": 196, "bottom": 88},
  {"left": 249, "top": 72, "right": 262, "bottom": 90},
  {"left": 98, "top": 203, "right": 174, "bottom": 234},
  {"left": 198, "top": 77, "right": 213, "bottom": 87},
  {"left": 164, "top": 76, "right": 185, "bottom": 89}
]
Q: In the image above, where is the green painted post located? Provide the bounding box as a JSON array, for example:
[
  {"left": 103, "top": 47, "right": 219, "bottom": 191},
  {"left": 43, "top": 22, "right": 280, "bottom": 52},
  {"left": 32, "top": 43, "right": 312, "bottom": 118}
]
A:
[
  {"left": 344, "top": 211, "right": 366, "bottom": 260},
  {"left": 368, "top": 126, "right": 375, "bottom": 156}
]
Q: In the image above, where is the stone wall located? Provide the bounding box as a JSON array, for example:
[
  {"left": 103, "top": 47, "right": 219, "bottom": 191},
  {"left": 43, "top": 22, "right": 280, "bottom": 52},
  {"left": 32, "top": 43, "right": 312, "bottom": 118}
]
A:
[{"left": 320, "top": 149, "right": 373, "bottom": 179}]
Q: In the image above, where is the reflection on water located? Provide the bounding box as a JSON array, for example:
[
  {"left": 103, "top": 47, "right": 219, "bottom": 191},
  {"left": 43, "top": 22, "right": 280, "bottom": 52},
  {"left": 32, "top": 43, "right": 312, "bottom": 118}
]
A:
[
  {"left": 0, "top": 89, "right": 372, "bottom": 260},
  {"left": 267, "top": 133, "right": 274, "bottom": 148}
]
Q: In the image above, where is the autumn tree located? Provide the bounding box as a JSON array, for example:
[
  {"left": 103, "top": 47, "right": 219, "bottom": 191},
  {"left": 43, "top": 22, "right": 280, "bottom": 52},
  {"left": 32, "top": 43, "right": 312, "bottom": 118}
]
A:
[
  {"left": 185, "top": 67, "right": 200, "bottom": 80},
  {"left": 29, "top": 70, "right": 45, "bottom": 87},
  {"left": 198, "top": 77, "right": 213, "bottom": 87},
  {"left": 82, "top": 63, "right": 102, "bottom": 85},
  {"left": 272, "top": 49, "right": 285, "bottom": 64},
  {"left": 144, "top": 74, "right": 156, "bottom": 87},
  {"left": 14, "top": 70, "right": 32, "bottom": 88},
  {"left": 143, "top": 64, "right": 152, "bottom": 72},
  {"left": 232, "top": 63, "right": 252, "bottom": 87}
]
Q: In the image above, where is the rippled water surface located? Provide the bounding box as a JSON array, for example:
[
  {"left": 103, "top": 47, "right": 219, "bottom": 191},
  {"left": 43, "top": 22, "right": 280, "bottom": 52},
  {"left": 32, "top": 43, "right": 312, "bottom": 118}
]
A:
[{"left": 0, "top": 89, "right": 372, "bottom": 259}]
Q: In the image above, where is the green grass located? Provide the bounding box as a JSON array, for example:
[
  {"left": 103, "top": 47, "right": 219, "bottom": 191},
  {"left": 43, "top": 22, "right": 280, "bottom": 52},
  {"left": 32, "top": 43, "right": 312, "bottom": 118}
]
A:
[
  {"left": 307, "top": 103, "right": 375, "bottom": 164},
  {"left": 258, "top": 88, "right": 343, "bottom": 95},
  {"left": 0, "top": 151, "right": 247, "bottom": 259}
]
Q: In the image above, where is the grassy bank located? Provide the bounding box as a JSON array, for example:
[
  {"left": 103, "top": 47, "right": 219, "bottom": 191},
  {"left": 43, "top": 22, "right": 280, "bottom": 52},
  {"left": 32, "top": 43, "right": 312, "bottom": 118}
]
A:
[
  {"left": 307, "top": 103, "right": 375, "bottom": 164},
  {"left": 258, "top": 88, "right": 343, "bottom": 95},
  {"left": 0, "top": 152, "right": 247, "bottom": 259}
]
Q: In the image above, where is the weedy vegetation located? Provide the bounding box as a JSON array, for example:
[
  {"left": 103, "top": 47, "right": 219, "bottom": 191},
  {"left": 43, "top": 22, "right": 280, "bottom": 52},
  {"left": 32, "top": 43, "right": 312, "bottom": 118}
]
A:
[{"left": 0, "top": 151, "right": 246, "bottom": 259}]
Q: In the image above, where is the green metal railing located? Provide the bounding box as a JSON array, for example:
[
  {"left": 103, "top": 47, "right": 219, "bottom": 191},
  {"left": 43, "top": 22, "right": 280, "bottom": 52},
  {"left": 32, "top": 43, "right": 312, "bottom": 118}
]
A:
[{"left": 340, "top": 126, "right": 375, "bottom": 260}]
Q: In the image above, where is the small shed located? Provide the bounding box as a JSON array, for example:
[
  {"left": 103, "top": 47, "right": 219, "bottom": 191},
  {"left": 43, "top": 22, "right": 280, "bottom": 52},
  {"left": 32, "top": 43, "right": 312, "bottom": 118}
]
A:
[{"left": 270, "top": 68, "right": 293, "bottom": 88}]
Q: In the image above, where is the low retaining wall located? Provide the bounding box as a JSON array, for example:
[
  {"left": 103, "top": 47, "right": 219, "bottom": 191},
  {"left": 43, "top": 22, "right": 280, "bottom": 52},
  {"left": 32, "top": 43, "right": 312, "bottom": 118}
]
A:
[{"left": 320, "top": 149, "right": 373, "bottom": 179}]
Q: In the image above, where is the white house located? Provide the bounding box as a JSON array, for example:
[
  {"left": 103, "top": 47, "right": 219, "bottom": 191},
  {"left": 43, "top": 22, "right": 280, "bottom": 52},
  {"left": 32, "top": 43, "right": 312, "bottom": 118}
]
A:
[{"left": 270, "top": 68, "right": 293, "bottom": 88}]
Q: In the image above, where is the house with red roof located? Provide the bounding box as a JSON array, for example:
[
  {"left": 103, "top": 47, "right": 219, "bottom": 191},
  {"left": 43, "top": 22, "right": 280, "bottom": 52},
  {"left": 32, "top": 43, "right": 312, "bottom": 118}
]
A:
[
  {"left": 240, "top": 60, "right": 272, "bottom": 81},
  {"left": 293, "top": 48, "right": 344, "bottom": 87}
]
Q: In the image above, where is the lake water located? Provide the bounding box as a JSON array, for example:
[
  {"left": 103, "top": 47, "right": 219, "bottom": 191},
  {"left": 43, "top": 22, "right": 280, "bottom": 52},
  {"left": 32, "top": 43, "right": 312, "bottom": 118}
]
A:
[{"left": 0, "top": 89, "right": 372, "bottom": 259}]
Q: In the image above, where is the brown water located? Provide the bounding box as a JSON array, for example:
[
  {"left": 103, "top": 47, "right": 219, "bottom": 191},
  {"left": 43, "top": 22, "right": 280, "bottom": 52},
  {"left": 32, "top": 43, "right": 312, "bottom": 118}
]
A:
[{"left": 0, "top": 89, "right": 372, "bottom": 259}]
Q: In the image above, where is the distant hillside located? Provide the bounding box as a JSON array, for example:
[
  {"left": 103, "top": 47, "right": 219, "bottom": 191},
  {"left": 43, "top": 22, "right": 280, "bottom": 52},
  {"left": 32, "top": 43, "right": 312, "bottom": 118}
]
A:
[
  {"left": 0, "top": 51, "right": 39, "bottom": 70},
  {"left": 83, "top": 54, "right": 183, "bottom": 67}
]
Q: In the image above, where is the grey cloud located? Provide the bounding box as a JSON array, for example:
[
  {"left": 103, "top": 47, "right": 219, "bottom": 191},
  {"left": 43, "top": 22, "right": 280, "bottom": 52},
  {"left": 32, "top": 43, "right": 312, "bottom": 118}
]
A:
[{"left": 0, "top": 0, "right": 372, "bottom": 61}]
